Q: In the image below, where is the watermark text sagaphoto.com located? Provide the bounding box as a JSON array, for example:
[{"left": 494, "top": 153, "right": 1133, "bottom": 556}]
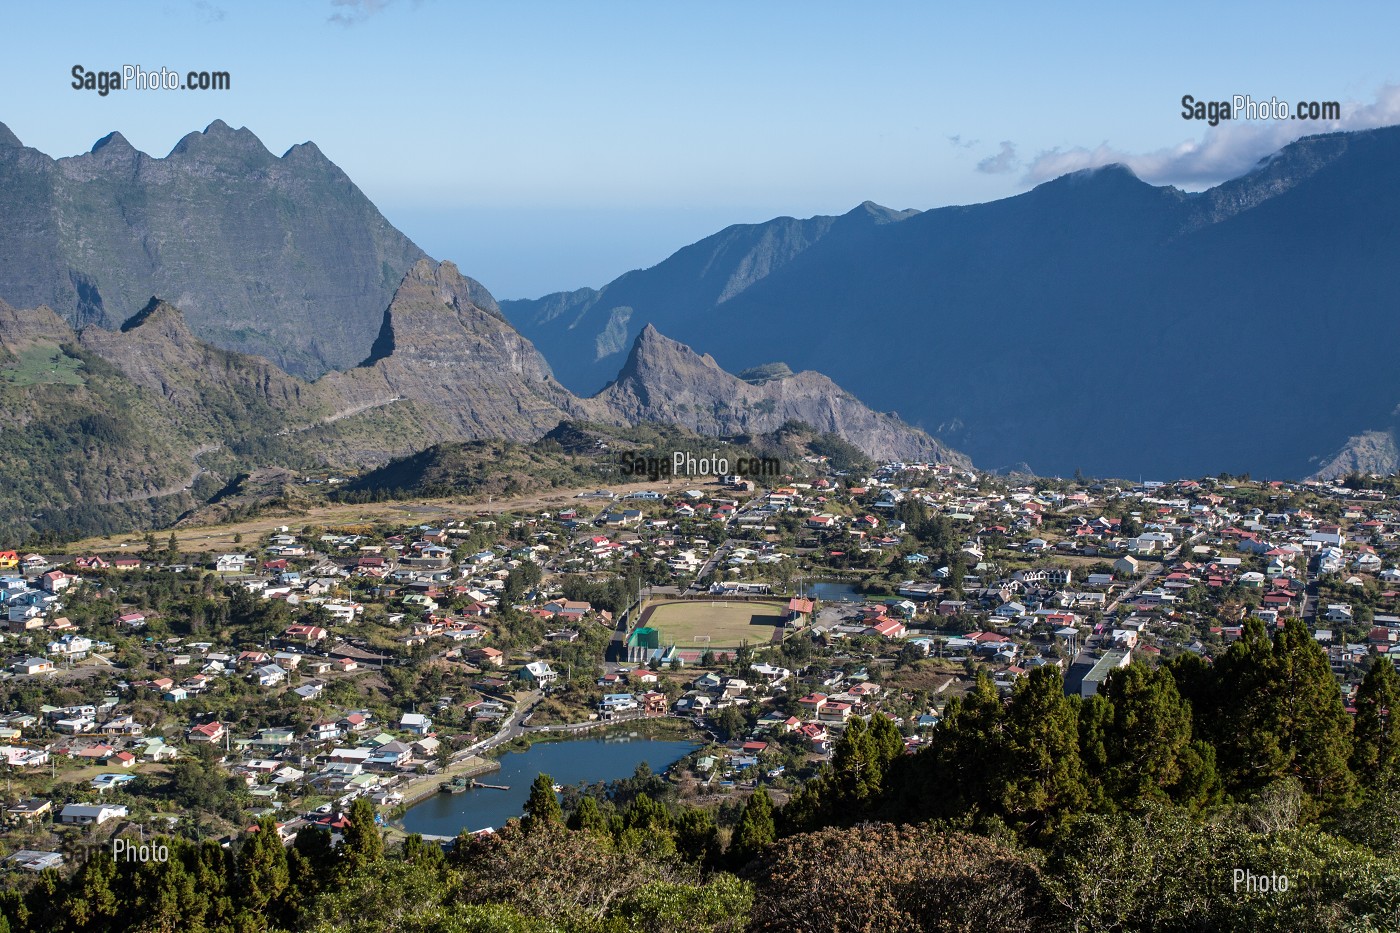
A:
[
  {"left": 1181, "top": 94, "right": 1340, "bottom": 126},
  {"left": 620, "top": 451, "right": 782, "bottom": 482},
  {"left": 72, "top": 64, "right": 230, "bottom": 96}
]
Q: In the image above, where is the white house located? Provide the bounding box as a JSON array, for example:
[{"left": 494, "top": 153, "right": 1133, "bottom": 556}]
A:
[
  {"left": 59, "top": 803, "right": 128, "bottom": 826},
  {"left": 520, "top": 661, "right": 559, "bottom": 688},
  {"left": 399, "top": 712, "right": 433, "bottom": 735}
]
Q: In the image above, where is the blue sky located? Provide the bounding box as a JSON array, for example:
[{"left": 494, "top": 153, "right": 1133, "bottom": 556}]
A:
[{"left": 4, "top": 1, "right": 1399, "bottom": 298}]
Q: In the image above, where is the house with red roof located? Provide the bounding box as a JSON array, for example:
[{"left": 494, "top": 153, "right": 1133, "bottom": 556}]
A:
[{"left": 188, "top": 721, "right": 227, "bottom": 744}]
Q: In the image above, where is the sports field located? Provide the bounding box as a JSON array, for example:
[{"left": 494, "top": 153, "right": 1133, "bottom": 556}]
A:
[{"left": 639, "top": 598, "right": 788, "bottom": 649}]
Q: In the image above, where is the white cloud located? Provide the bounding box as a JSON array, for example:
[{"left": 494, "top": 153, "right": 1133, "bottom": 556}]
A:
[
  {"left": 1020, "top": 85, "right": 1400, "bottom": 188},
  {"left": 976, "top": 141, "right": 1019, "bottom": 174}
]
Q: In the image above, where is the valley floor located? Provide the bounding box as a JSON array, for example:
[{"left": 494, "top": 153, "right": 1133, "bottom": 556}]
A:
[{"left": 65, "top": 478, "right": 678, "bottom": 555}]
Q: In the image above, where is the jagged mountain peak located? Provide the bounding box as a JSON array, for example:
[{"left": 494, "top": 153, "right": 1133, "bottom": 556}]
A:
[
  {"left": 167, "top": 119, "right": 274, "bottom": 160},
  {"left": 91, "top": 131, "right": 134, "bottom": 155},
  {"left": 0, "top": 122, "right": 24, "bottom": 148},
  {"left": 0, "top": 120, "right": 428, "bottom": 375},
  {"left": 119, "top": 297, "right": 189, "bottom": 333},
  {"left": 599, "top": 325, "right": 966, "bottom": 463},
  {"left": 390, "top": 258, "right": 505, "bottom": 322},
  {"left": 616, "top": 323, "right": 722, "bottom": 380},
  {"left": 846, "top": 200, "right": 920, "bottom": 224},
  {"left": 281, "top": 140, "right": 329, "bottom": 163}
]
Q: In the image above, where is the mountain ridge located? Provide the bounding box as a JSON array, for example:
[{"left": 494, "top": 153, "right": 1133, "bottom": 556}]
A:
[
  {"left": 0, "top": 120, "right": 427, "bottom": 376},
  {"left": 0, "top": 258, "right": 956, "bottom": 539},
  {"left": 503, "top": 125, "right": 1400, "bottom": 479}
]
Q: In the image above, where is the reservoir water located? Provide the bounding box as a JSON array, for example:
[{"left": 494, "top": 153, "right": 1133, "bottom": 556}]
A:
[
  {"left": 400, "top": 735, "right": 699, "bottom": 836},
  {"left": 804, "top": 580, "right": 864, "bottom": 602}
]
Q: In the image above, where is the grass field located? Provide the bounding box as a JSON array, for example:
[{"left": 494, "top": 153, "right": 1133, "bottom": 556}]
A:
[
  {"left": 641, "top": 598, "right": 788, "bottom": 648},
  {"left": 0, "top": 343, "right": 86, "bottom": 387}
]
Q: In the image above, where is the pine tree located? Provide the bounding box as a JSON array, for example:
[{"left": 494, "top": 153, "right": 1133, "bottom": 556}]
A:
[
  {"left": 567, "top": 795, "right": 609, "bottom": 835},
  {"left": 236, "top": 817, "right": 290, "bottom": 913},
  {"left": 623, "top": 792, "right": 672, "bottom": 834},
  {"left": 59, "top": 849, "right": 119, "bottom": 931},
  {"left": 401, "top": 833, "right": 447, "bottom": 874},
  {"left": 730, "top": 787, "right": 776, "bottom": 867},
  {"left": 829, "top": 716, "right": 881, "bottom": 818},
  {"left": 1273, "top": 619, "right": 1355, "bottom": 809},
  {"left": 1101, "top": 663, "right": 1195, "bottom": 806},
  {"left": 866, "top": 712, "right": 905, "bottom": 774},
  {"left": 1077, "top": 693, "right": 1114, "bottom": 811},
  {"left": 1206, "top": 617, "right": 1356, "bottom": 812},
  {"left": 1174, "top": 739, "right": 1224, "bottom": 812},
  {"left": 523, "top": 773, "right": 563, "bottom": 831},
  {"left": 999, "top": 665, "right": 1087, "bottom": 840},
  {"left": 886, "top": 671, "right": 1008, "bottom": 824},
  {"left": 776, "top": 770, "right": 829, "bottom": 836},
  {"left": 339, "top": 797, "right": 384, "bottom": 877},
  {"left": 675, "top": 807, "right": 721, "bottom": 866},
  {"left": 1202, "top": 618, "right": 1290, "bottom": 789},
  {"left": 1352, "top": 658, "right": 1400, "bottom": 780}
]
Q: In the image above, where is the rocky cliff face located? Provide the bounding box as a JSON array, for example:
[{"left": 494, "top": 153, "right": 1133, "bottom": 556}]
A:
[
  {"left": 0, "top": 300, "right": 73, "bottom": 352},
  {"left": 594, "top": 325, "right": 968, "bottom": 464},
  {"left": 1311, "top": 430, "right": 1400, "bottom": 480},
  {"left": 0, "top": 120, "right": 426, "bottom": 376},
  {"left": 79, "top": 299, "right": 317, "bottom": 418},
  {"left": 325, "top": 259, "right": 598, "bottom": 444}
]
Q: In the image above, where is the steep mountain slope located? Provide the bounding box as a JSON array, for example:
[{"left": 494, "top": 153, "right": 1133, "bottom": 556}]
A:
[
  {"left": 0, "top": 300, "right": 211, "bottom": 538},
  {"left": 504, "top": 126, "right": 1400, "bottom": 479},
  {"left": 324, "top": 259, "right": 593, "bottom": 444},
  {"left": 0, "top": 120, "right": 425, "bottom": 376},
  {"left": 501, "top": 201, "right": 919, "bottom": 390},
  {"left": 0, "top": 259, "right": 952, "bottom": 539},
  {"left": 596, "top": 325, "right": 966, "bottom": 464}
]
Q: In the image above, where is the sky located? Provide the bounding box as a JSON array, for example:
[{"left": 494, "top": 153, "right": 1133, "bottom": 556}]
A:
[{"left": 3, "top": 1, "right": 1399, "bottom": 298}]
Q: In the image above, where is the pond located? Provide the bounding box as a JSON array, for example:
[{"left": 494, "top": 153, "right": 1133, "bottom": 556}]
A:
[
  {"left": 804, "top": 580, "right": 865, "bottom": 602},
  {"left": 399, "top": 735, "right": 699, "bottom": 836}
]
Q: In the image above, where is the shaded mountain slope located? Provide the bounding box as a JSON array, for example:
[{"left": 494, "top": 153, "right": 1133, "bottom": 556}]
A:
[
  {"left": 0, "top": 120, "right": 425, "bottom": 376},
  {"left": 505, "top": 126, "right": 1400, "bottom": 479}
]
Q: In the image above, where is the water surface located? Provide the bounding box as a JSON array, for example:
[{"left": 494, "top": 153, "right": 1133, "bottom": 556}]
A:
[
  {"left": 400, "top": 735, "right": 698, "bottom": 835},
  {"left": 805, "top": 580, "right": 864, "bottom": 602}
]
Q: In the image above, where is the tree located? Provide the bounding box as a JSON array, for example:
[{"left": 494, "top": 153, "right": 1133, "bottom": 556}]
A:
[
  {"left": 714, "top": 705, "right": 747, "bottom": 743},
  {"left": 523, "top": 773, "right": 563, "bottom": 831},
  {"left": 747, "top": 824, "right": 1048, "bottom": 933},
  {"left": 610, "top": 876, "right": 754, "bottom": 933},
  {"left": 1205, "top": 618, "right": 1356, "bottom": 813},
  {"left": 1352, "top": 658, "right": 1400, "bottom": 780},
  {"left": 236, "top": 817, "right": 290, "bottom": 913},
  {"left": 287, "top": 826, "right": 336, "bottom": 905},
  {"left": 675, "top": 807, "right": 721, "bottom": 866},
  {"left": 567, "top": 795, "right": 610, "bottom": 836},
  {"left": 999, "top": 666, "right": 1088, "bottom": 841},
  {"left": 729, "top": 788, "right": 775, "bottom": 867},
  {"left": 340, "top": 797, "right": 384, "bottom": 877},
  {"left": 866, "top": 712, "right": 905, "bottom": 775},
  {"left": 58, "top": 849, "right": 120, "bottom": 930},
  {"left": 828, "top": 716, "right": 882, "bottom": 818},
  {"left": 1100, "top": 663, "right": 1196, "bottom": 807}
]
